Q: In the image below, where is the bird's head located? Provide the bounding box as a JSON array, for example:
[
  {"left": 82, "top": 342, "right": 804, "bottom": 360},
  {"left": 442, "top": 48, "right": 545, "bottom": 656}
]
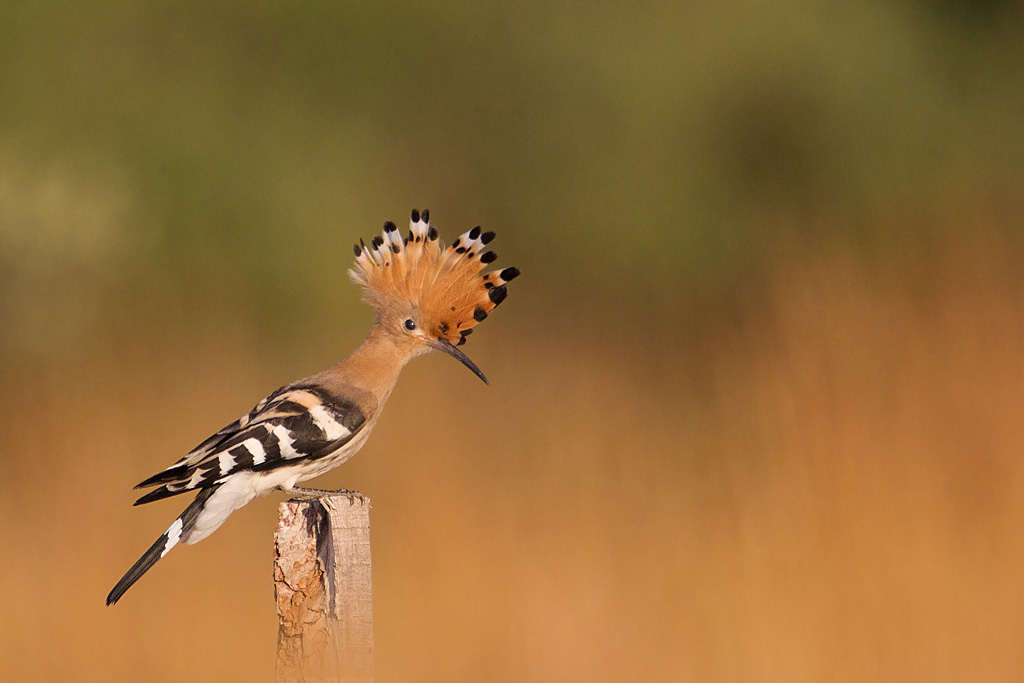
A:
[{"left": 349, "top": 209, "right": 520, "bottom": 385}]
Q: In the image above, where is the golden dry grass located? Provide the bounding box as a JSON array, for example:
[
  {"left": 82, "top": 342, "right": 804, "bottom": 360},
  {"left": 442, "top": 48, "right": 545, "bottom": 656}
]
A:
[{"left": 2, "top": 228, "right": 1024, "bottom": 681}]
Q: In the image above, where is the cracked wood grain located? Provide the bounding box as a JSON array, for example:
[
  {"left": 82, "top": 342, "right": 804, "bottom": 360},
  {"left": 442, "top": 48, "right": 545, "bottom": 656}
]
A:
[{"left": 274, "top": 495, "right": 373, "bottom": 683}]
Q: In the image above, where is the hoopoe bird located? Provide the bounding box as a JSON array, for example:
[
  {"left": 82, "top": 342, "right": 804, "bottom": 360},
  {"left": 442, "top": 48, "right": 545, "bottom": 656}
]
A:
[{"left": 106, "top": 209, "right": 519, "bottom": 605}]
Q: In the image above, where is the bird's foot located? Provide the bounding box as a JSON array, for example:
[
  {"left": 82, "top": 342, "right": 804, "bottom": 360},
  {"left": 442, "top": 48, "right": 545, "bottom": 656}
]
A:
[{"left": 282, "top": 486, "right": 365, "bottom": 505}]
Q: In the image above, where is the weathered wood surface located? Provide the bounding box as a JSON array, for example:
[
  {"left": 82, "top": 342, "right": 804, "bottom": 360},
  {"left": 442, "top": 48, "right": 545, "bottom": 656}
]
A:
[{"left": 274, "top": 495, "right": 373, "bottom": 683}]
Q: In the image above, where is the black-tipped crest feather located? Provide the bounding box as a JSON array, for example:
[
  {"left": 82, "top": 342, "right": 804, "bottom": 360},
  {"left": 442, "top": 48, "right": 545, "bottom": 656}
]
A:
[{"left": 348, "top": 210, "right": 519, "bottom": 345}]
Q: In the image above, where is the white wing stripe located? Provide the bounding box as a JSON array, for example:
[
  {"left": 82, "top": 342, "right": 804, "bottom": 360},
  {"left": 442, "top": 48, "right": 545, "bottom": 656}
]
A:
[
  {"left": 188, "top": 468, "right": 205, "bottom": 488},
  {"left": 218, "top": 452, "right": 235, "bottom": 475},
  {"left": 271, "top": 425, "right": 301, "bottom": 459},
  {"left": 242, "top": 438, "right": 266, "bottom": 465},
  {"left": 308, "top": 404, "right": 351, "bottom": 441}
]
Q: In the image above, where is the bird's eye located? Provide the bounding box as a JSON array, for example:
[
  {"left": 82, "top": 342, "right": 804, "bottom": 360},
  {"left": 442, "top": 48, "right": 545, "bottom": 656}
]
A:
[{"left": 404, "top": 319, "right": 417, "bottom": 331}]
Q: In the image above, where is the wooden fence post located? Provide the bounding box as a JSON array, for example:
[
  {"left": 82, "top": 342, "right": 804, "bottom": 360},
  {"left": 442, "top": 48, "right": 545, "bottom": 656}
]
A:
[{"left": 274, "top": 494, "right": 374, "bottom": 683}]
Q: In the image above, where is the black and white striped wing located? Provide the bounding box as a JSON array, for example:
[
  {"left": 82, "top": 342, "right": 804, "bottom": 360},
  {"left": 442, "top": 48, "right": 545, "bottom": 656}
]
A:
[{"left": 133, "top": 385, "right": 365, "bottom": 505}]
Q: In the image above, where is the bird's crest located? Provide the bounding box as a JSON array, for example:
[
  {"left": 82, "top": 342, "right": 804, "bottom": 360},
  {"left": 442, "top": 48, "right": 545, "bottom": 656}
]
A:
[{"left": 349, "top": 209, "right": 520, "bottom": 345}]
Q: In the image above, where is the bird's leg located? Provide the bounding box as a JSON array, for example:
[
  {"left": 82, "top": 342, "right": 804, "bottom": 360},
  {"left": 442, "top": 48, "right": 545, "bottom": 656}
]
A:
[{"left": 280, "top": 485, "right": 365, "bottom": 504}]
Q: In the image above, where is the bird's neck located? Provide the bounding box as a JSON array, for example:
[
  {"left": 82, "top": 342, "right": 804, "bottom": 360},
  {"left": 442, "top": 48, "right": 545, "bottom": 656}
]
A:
[{"left": 330, "top": 324, "right": 413, "bottom": 403}]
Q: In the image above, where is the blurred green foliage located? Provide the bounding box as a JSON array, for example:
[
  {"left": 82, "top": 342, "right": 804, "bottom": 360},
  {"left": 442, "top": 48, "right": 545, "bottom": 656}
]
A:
[{"left": 2, "top": 0, "right": 1023, "bottom": 356}]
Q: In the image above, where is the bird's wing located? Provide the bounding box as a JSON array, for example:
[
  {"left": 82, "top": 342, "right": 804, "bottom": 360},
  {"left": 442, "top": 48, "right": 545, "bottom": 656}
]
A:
[{"left": 133, "top": 384, "right": 366, "bottom": 505}]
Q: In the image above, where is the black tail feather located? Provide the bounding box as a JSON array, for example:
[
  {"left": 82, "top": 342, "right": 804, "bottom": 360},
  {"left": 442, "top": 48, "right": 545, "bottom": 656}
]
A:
[
  {"left": 106, "top": 487, "right": 217, "bottom": 605},
  {"left": 133, "top": 484, "right": 190, "bottom": 506},
  {"left": 106, "top": 529, "right": 172, "bottom": 605},
  {"left": 134, "top": 463, "right": 189, "bottom": 490}
]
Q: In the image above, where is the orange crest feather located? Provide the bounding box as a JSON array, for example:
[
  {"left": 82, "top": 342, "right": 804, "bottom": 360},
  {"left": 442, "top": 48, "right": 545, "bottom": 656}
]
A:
[{"left": 348, "top": 209, "right": 520, "bottom": 345}]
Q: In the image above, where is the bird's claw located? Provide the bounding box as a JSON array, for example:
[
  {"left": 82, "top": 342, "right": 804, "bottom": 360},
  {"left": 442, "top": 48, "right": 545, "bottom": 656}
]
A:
[{"left": 283, "top": 486, "right": 366, "bottom": 505}]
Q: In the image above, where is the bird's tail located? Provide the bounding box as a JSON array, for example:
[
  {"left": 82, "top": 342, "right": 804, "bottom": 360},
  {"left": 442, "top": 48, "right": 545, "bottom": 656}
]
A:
[{"left": 106, "top": 486, "right": 218, "bottom": 605}]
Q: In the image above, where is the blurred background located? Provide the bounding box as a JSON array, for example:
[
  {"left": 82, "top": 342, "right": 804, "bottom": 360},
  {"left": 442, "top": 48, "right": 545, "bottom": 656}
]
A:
[{"left": 3, "top": 1, "right": 1024, "bottom": 680}]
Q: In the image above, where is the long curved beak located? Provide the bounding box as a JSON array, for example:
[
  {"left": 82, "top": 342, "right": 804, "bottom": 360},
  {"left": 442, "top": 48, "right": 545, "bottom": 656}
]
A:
[{"left": 427, "top": 338, "right": 489, "bottom": 385}]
